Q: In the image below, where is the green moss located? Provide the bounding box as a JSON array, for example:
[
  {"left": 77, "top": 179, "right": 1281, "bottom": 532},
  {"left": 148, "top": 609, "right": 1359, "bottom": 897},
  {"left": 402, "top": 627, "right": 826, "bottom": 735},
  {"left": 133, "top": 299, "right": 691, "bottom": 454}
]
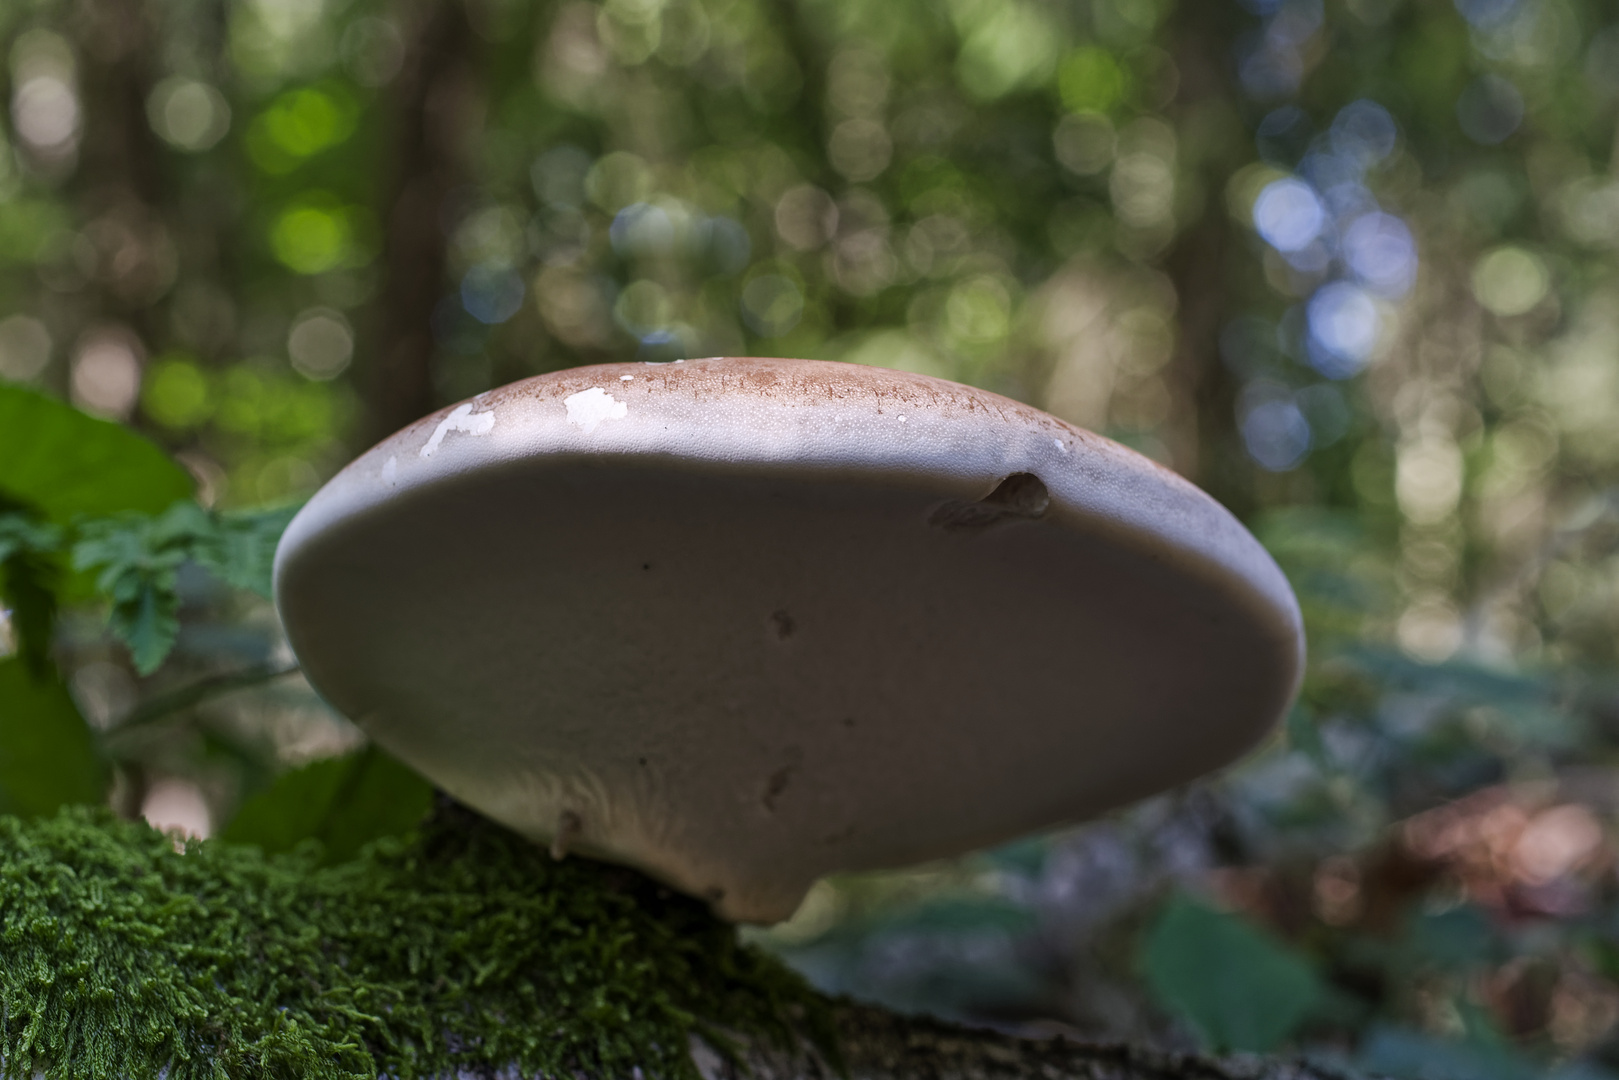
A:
[{"left": 0, "top": 803, "right": 834, "bottom": 1079}]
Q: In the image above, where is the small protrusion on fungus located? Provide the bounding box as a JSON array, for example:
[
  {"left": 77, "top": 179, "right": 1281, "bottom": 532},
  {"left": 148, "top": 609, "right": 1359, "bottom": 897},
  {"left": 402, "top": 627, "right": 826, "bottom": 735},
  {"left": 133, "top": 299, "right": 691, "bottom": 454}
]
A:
[{"left": 551, "top": 810, "right": 583, "bottom": 860}]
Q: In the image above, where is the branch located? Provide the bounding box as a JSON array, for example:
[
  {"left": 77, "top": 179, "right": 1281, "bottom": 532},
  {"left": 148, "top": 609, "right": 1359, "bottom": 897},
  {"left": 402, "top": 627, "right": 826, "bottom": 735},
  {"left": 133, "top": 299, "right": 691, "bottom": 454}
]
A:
[
  {"left": 112, "top": 661, "right": 302, "bottom": 731},
  {"left": 707, "top": 1003, "right": 1367, "bottom": 1080}
]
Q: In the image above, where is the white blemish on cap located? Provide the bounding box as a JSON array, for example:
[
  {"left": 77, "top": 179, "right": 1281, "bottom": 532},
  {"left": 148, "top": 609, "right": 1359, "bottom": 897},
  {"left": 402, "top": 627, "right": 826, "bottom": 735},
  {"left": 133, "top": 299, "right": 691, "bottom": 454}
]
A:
[
  {"left": 620, "top": 375, "right": 634, "bottom": 381},
  {"left": 421, "top": 403, "right": 497, "bottom": 458},
  {"left": 897, "top": 416, "right": 907, "bottom": 423},
  {"left": 382, "top": 455, "right": 398, "bottom": 485},
  {"left": 564, "top": 387, "right": 629, "bottom": 434},
  {"left": 1055, "top": 440, "right": 1068, "bottom": 452}
]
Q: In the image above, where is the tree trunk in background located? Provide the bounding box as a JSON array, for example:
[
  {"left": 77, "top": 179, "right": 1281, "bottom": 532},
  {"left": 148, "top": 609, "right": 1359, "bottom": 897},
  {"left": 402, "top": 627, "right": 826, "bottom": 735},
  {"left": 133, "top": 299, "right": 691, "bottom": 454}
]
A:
[
  {"left": 710, "top": 1003, "right": 1359, "bottom": 1080},
  {"left": 66, "top": 0, "right": 173, "bottom": 820},
  {"left": 1160, "top": 2, "right": 1251, "bottom": 518},
  {"left": 69, "top": 0, "right": 167, "bottom": 355},
  {"left": 366, "top": 0, "right": 481, "bottom": 443},
  {"left": 75, "top": 0, "right": 163, "bottom": 206},
  {"left": 1163, "top": 211, "right": 1246, "bottom": 514}
]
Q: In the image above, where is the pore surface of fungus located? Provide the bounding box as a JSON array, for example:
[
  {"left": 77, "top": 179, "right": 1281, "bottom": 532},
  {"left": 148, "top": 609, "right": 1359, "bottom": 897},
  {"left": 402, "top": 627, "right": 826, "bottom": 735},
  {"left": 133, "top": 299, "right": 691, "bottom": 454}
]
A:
[{"left": 274, "top": 358, "right": 1304, "bottom": 922}]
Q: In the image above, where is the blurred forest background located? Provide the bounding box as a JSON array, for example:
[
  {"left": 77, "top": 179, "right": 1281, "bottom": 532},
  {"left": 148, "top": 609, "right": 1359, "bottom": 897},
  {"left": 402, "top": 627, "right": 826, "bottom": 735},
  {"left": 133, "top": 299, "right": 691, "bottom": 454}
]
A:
[{"left": 2, "top": 0, "right": 1619, "bottom": 1075}]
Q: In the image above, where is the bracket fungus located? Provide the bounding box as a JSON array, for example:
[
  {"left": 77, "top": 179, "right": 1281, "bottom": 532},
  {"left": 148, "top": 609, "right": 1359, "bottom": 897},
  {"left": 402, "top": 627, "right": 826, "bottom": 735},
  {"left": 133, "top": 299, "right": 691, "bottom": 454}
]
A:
[{"left": 274, "top": 357, "right": 1304, "bottom": 924}]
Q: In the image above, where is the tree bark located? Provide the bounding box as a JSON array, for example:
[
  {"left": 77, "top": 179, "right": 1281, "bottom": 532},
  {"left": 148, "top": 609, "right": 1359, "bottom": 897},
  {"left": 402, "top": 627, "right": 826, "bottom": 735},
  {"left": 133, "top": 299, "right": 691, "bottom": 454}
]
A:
[
  {"left": 1158, "top": 2, "right": 1252, "bottom": 516},
  {"left": 365, "top": 0, "right": 482, "bottom": 444},
  {"left": 701, "top": 1003, "right": 1364, "bottom": 1080}
]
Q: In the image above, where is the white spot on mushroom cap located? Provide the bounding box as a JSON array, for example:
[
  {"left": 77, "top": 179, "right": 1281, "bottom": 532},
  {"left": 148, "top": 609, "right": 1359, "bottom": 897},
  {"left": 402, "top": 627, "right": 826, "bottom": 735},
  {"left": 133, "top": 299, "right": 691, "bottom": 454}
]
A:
[
  {"left": 1055, "top": 440, "right": 1068, "bottom": 453},
  {"left": 619, "top": 374, "right": 634, "bottom": 381},
  {"left": 420, "top": 403, "right": 496, "bottom": 458},
  {"left": 564, "top": 387, "right": 629, "bottom": 433}
]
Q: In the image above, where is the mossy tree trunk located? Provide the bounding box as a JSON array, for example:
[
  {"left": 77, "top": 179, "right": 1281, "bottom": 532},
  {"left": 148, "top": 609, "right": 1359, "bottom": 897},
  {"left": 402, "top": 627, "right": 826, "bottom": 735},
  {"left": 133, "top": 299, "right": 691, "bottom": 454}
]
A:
[{"left": 0, "top": 804, "right": 1362, "bottom": 1080}]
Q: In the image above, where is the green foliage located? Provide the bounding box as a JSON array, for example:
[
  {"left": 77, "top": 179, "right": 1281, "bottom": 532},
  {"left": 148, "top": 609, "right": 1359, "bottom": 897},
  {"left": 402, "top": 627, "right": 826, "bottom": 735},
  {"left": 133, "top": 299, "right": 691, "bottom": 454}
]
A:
[
  {"left": 0, "top": 382, "right": 209, "bottom": 673},
  {"left": 0, "top": 384, "right": 391, "bottom": 892},
  {"left": 201, "top": 504, "right": 303, "bottom": 598},
  {"left": 0, "top": 511, "right": 61, "bottom": 677},
  {"left": 223, "top": 745, "right": 435, "bottom": 863},
  {"left": 1359, "top": 1024, "right": 1538, "bottom": 1080},
  {"left": 0, "top": 382, "right": 209, "bottom": 672},
  {"left": 0, "top": 383, "right": 192, "bottom": 523},
  {"left": 0, "top": 660, "right": 106, "bottom": 819},
  {"left": 0, "top": 806, "right": 831, "bottom": 1080},
  {"left": 245, "top": 84, "right": 361, "bottom": 172},
  {"left": 71, "top": 500, "right": 297, "bottom": 673},
  {"left": 71, "top": 507, "right": 198, "bottom": 674},
  {"left": 0, "top": 488, "right": 297, "bottom": 681},
  {"left": 1140, "top": 895, "right": 1327, "bottom": 1053}
]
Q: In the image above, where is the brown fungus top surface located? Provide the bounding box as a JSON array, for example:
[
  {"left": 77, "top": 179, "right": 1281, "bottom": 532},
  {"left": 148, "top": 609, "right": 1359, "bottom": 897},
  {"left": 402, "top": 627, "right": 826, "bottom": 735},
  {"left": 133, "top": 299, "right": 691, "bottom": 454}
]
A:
[{"left": 274, "top": 358, "right": 1304, "bottom": 923}]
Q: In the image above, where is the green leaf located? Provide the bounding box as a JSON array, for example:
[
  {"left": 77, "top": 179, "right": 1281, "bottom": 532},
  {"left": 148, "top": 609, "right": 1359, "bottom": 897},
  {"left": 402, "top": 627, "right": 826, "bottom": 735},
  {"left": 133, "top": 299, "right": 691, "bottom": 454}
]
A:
[
  {"left": 0, "top": 510, "right": 64, "bottom": 678},
  {"left": 1343, "top": 646, "right": 1548, "bottom": 707},
  {"left": 222, "top": 745, "right": 434, "bottom": 863},
  {"left": 1140, "top": 893, "right": 1326, "bottom": 1053},
  {"left": 0, "top": 658, "right": 108, "bottom": 817},
  {"left": 68, "top": 501, "right": 300, "bottom": 673},
  {"left": 1402, "top": 905, "right": 1500, "bottom": 973},
  {"left": 1285, "top": 703, "right": 1330, "bottom": 767},
  {"left": 119, "top": 584, "right": 182, "bottom": 674},
  {"left": 1357, "top": 1023, "right": 1539, "bottom": 1080},
  {"left": 72, "top": 502, "right": 213, "bottom": 674},
  {"left": 194, "top": 503, "right": 302, "bottom": 598},
  {"left": 0, "top": 382, "right": 193, "bottom": 523},
  {"left": 874, "top": 895, "right": 1038, "bottom": 936}
]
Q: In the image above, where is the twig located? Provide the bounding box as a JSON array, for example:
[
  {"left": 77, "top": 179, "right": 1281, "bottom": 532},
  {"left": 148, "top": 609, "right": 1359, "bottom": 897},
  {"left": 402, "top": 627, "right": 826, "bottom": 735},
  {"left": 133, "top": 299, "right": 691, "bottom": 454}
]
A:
[{"left": 114, "top": 661, "right": 302, "bottom": 731}]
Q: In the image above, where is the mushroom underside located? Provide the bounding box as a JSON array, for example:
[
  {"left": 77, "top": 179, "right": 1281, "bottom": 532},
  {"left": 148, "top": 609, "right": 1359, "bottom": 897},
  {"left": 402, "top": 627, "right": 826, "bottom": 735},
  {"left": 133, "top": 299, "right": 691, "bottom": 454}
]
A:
[{"left": 279, "top": 460, "right": 1297, "bottom": 923}]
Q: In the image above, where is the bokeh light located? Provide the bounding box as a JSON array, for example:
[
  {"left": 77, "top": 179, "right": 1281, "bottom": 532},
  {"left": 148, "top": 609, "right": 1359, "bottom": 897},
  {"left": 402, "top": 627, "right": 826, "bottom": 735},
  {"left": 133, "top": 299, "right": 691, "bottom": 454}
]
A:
[
  {"left": 1306, "top": 282, "right": 1380, "bottom": 378},
  {"left": 1240, "top": 387, "right": 1312, "bottom": 471},
  {"left": 1455, "top": 0, "right": 1519, "bottom": 28},
  {"left": 740, "top": 273, "right": 803, "bottom": 337},
  {"left": 1457, "top": 74, "right": 1525, "bottom": 146},
  {"left": 1340, "top": 212, "right": 1417, "bottom": 296},
  {"left": 461, "top": 266, "right": 528, "bottom": 326},
  {"left": 12, "top": 76, "right": 77, "bottom": 151},
  {"left": 1329, "top": 99, "right": 1397, "bottom": 167},
  {"left": 146, "top": 78, "right": 231, "bottom": 152},
  {"left": 70, "top": 331, "right": 142, "bottom": 419},
  {"left": 1472, "top": 246, "right": 1549, "bottom": 316},
  {"left": 288, "top": 309, "right": 355, "bottom": 380},
  {"left": 1253, "top": 178, "right": 1325, "bottom": 253},
  {"left": 0, "top": 316, "right": 50, "bottom": 382}
]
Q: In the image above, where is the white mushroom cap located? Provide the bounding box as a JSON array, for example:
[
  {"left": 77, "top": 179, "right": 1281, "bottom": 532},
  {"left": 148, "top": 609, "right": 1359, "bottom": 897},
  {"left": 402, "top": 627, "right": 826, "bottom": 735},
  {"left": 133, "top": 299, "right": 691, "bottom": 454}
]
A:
[{"left": 274, "top": 358, "right": 1304, "bottom": 923}]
